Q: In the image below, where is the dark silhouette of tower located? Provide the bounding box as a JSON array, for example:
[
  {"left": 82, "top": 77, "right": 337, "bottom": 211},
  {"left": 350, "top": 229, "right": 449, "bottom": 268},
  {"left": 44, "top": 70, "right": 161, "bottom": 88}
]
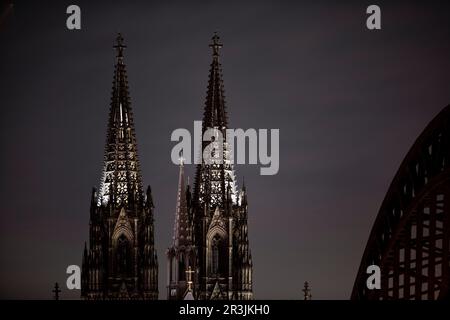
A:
[
  {"left": 167, "top": 34, "right": 253, "bottom": 300},
  {"left": 81, "top": 34, "right": 158, "bottom": 300}
]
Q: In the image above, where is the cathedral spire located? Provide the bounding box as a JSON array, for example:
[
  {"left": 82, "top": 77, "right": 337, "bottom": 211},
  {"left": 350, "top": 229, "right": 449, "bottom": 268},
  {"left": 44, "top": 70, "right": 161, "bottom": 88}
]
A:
[
  {"left": 194, "top": 33, "right": 238, "bottom": 209},
  {"left": 172, "top": 154, "right": 189, "bottom": 246},
  {"left": 97, "top": 33, "right": 144, "bottom": 207},
  {"left": 202, "top": 32, "right": 228, "bottom": 130},
  {"left": 167, "top": 153, "right": 196, "bottom": 300},
  {"left": 168, "top": 34, "right": 253, "bottom": 301},
  {"left": 82, "top": 33, "right": 158, "bottom": 301}
]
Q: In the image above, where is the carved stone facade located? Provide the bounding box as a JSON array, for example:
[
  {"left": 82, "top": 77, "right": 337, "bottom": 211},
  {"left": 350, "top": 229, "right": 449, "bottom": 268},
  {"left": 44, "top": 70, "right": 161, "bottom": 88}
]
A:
[
  {"left": 167, "top": 34, "right": 253, "bottom": 300},
  {"left": 81, "top": 34, "right": 158, "bottom": 300}
]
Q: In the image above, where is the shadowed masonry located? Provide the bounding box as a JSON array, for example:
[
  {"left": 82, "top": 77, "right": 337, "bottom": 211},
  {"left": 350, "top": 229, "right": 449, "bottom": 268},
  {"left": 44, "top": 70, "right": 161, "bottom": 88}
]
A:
[
  {"left": 167, "top": 34, "right": 253, "bottom": 300},
  {"left": 81, "top": 33, "right": 255, "bottom": 300},
  {"left": 81, "top": 34, "right": 158, "bottom": 300}
]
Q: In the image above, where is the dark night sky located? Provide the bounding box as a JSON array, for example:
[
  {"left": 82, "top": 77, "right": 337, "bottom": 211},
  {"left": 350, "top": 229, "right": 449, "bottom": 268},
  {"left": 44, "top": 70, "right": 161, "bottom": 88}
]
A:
[{"left": 0, "top": 1, "right": 449, "bottom": 299}]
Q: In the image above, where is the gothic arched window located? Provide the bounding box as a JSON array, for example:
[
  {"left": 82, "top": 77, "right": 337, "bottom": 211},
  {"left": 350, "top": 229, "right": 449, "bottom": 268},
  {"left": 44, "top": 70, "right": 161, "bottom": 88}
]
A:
[
  {"left": 116, "top": 234, "right": 131, "bottom": 276},
  {"left": 211, "top": 235, "right": 220, "bottom": 274},
  {"left": 178, "top": 254, "right": 186, "bottom": 281}
]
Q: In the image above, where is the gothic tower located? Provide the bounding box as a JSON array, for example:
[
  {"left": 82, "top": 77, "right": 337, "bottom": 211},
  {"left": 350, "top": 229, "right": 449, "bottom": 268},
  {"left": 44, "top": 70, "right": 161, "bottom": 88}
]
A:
[
  {"left": 167, "top": 34, "right": 253, "bottom": 300},
  {"left": 166, "top": 156, "right": 196, "bottom": 299},
  {"left": 81, "top": 34, "right": 158, "bottom": 300}
]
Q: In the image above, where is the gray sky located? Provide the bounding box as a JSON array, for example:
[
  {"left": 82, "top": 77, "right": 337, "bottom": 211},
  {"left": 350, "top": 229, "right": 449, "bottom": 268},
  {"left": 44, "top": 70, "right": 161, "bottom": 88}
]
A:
[{"left": 0, "top": 0, "right": 449, "bottom": 299}]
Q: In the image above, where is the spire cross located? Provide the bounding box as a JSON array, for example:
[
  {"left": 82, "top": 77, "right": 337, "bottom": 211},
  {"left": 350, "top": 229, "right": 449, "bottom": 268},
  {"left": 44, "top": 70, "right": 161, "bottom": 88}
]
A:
[
  {"left": 53, "top": 282, "right": 61, "bottom": 300},
  {"left": 186, "top": 266, "right": 194, "bottom": 291},
  {"left": 113, "top": 33, "right": 127, "bottom": 58},
  {"left": 209, "top": 32, "right": 222, "bottom": 58}
]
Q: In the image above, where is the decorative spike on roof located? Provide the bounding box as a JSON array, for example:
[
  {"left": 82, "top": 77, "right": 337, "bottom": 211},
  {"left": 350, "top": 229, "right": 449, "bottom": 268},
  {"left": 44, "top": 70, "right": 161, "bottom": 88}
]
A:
[
  {"left": 202, "top": 32, "right": 228, "bottom": 130},
  {"left": 97, "top": 33, "right": 144, "bottom": 207},
  {"left": 172, "top": 157, "right": 190, "bottom": 246},
  {"left": 194, "top": 33, "right": 239, "bottom": 208}
]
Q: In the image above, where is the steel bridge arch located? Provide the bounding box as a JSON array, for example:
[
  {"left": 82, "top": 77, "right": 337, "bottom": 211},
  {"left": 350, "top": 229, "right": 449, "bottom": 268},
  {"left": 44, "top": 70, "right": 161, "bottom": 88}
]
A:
[{"left": 352, "top": 105, "right": 450, "bottom": 300}]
